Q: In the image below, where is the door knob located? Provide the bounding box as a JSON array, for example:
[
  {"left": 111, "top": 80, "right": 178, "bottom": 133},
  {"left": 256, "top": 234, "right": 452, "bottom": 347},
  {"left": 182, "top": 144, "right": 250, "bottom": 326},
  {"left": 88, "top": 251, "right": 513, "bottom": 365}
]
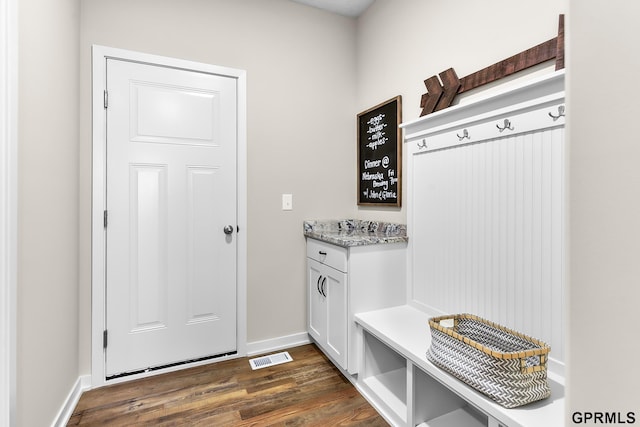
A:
[{"left": 223, "top": 225, "right": 234, "bottom": 235}]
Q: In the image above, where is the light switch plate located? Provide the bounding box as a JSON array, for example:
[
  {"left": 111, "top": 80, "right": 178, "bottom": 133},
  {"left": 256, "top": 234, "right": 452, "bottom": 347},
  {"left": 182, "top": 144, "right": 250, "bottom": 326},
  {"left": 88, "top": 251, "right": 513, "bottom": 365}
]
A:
[{"left": 282, "top": 194, "right": 293, "bottom": 210}]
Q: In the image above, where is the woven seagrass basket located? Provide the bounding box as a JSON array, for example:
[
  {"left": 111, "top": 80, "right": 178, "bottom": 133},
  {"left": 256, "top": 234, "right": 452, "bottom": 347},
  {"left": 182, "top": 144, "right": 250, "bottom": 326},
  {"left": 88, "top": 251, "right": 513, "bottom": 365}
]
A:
[{"left": 427, "top": 313, "right": 551, "bottom": 408}]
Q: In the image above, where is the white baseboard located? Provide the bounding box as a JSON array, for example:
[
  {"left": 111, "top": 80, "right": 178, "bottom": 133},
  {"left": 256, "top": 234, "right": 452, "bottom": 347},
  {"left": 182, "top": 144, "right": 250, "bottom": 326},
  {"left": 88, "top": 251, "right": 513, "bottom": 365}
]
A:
[
  {"left": 52, "top": 375, "right": 91, "bottom": 427},
  {"left": 246, "top": 332, "right": 311, "bottom": 357}
]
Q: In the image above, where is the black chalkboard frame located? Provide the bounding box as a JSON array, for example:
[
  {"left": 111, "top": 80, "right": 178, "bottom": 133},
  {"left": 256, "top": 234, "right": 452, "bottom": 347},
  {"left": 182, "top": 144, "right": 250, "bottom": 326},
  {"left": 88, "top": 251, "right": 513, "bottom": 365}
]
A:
[{"left": 357, "top": 96, "right": 402, "bottom": 207}]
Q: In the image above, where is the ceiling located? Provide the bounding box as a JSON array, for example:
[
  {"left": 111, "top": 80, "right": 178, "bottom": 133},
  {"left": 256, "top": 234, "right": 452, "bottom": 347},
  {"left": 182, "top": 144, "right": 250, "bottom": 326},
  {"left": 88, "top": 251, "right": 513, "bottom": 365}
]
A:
[{"left": 290, "top": 0, "right": 375, "bottom": 17}]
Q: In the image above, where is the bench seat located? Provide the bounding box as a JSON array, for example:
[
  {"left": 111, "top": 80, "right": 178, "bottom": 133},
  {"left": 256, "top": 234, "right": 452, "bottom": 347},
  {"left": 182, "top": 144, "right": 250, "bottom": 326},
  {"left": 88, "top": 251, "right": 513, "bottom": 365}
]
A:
[{"left": 355, "top": 305, "right": 564, "bottom": 427}]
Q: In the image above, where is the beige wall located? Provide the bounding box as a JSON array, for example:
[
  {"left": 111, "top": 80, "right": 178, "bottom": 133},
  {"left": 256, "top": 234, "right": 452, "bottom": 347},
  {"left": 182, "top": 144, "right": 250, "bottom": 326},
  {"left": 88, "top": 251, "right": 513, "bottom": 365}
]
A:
[
  {"left": 78, "top": 0, "right": 359, "bottom": 374},
  {"left": 355, "top": 0, "right": 565, "bottom": 224},
  {"left": 567, "top": 0, "right": 640, "bottom": 419},
  {"left": 17, "top": 0, "right": 80, "bottom": 425}
]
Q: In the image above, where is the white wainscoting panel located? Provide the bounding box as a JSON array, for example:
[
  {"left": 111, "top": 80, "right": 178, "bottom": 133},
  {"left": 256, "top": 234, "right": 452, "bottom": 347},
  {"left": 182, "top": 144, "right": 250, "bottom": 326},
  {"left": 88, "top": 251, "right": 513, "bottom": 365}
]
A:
[{"left": 403, "top": 71, "right": 566, "bottom": 368}]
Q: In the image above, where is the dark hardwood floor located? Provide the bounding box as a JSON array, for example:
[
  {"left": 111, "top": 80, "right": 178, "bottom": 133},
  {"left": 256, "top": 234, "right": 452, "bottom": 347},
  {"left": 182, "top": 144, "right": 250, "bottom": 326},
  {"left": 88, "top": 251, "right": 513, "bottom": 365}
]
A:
[{"left": 68, "top": 344, "right": 388, "bottom": 426}]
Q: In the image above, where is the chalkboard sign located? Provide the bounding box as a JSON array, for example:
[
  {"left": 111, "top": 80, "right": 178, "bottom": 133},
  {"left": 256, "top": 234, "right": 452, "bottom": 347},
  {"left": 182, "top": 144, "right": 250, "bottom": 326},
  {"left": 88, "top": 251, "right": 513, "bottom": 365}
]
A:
[{"left": 357, "top": 96, "right": 402, "bottom": 206}]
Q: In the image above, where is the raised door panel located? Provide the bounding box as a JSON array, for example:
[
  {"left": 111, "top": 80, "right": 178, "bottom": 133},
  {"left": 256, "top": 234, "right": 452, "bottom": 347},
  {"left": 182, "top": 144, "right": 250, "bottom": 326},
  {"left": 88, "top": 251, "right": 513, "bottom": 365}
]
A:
[
  {"left": 128, "top": 164, "right": 168, "bottom": 332},
  {"left": 130, "top": 80, "right": 220, "bottom": 145},
  {"left": 186, "top": 166, "right": 227, "bottom": 324}
]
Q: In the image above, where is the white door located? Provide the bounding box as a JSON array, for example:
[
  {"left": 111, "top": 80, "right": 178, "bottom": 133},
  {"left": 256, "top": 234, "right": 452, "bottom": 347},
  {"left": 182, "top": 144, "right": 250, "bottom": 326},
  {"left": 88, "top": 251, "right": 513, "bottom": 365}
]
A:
[{"left": 105, "top": 58, "right": 237, "bottom": 377}]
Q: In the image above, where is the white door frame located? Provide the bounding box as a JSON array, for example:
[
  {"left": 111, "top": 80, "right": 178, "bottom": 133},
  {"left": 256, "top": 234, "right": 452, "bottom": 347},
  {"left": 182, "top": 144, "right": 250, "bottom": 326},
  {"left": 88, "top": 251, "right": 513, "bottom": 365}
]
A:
[
  {"left": 0, "top": 0, "right": 17, "bottom": 423},
  {"left": 91, "top": 45, "right": 247, "bottom": 387}
]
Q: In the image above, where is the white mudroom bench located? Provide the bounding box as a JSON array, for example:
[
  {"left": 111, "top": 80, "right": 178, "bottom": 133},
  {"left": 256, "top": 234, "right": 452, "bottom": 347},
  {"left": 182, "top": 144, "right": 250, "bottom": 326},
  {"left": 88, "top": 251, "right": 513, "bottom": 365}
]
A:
[
  {"left": 355, "top": 305, "right": 564, "bottom": 427},
  {"left": 352, "top": 71, "right": 567, "bottom": 427}
]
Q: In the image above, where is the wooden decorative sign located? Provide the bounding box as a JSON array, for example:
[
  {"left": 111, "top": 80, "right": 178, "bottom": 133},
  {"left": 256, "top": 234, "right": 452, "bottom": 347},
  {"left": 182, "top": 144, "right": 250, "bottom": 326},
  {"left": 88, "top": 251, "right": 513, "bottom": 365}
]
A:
[
  {"left": 420, "top": 14, "right": 565, "bottom": 117},
  {"left": 357, "top": 96, "right": 402, "bottom": 207}
]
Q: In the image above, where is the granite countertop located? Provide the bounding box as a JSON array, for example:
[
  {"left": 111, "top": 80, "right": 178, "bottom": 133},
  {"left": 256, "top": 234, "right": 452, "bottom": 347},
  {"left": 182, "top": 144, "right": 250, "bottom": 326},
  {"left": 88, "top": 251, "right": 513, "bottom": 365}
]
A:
[{"left": 303, "top": 219, "right": 408, "bottom": 247}]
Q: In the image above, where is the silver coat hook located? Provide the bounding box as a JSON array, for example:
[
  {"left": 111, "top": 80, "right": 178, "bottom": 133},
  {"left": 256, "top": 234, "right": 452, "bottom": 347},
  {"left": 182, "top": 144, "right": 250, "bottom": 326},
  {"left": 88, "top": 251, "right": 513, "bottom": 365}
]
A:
[
  {"left": 457, "top": 129, "right": 470, "bottom": 141},
  {"left": 417, "top": 139, "right": 427, "bottom": 149},
  {"left": 549, "top": 105, "right": 565, "bottom": 121},
  {"left": 496, "top": 119, "right": 514, "bottom": 132}
]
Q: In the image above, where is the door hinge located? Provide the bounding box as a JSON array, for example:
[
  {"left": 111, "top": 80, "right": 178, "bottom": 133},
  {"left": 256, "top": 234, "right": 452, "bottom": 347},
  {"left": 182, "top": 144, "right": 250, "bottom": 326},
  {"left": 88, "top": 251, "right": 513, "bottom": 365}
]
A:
[
  {"left": 103, "top": 90, "right": 108, "bottom": 109},
  {"left": 103, "top": 210, "right": 108, "bottom": 228},
  {"left": 103, "top": 330, "right": 108, "bottom": 349}
]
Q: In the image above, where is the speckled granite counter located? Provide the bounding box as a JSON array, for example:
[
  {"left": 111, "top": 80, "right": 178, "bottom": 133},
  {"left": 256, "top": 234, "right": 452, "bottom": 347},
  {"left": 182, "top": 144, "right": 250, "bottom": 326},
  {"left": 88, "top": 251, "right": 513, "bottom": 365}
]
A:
[{"left": 303, "top": 219, "right": 408, "bottom": 247}]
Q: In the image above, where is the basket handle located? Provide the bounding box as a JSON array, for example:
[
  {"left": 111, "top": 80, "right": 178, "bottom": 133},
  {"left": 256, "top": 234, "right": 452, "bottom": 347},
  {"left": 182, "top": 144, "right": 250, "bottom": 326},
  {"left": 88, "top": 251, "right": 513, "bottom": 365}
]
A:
[{"left": 520, "top": 354, "right": 547, "bottom": 374}]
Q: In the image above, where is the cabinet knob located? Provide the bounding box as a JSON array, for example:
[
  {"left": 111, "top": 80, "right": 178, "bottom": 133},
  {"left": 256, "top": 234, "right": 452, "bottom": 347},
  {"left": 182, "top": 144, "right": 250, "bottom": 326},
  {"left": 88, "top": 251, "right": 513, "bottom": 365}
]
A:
[{"left": 319, "top": 251, "right": 327, "bottom": 256}]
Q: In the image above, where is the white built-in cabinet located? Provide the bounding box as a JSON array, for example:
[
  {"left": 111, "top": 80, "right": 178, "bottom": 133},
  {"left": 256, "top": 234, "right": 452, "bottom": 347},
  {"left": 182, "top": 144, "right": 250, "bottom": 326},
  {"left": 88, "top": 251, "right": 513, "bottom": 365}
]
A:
[
  {"left": 307, "top": 239, "right": 348, "bottom": 368},
  {"left": 306, "top": 237, "right": 407, "bottom": 374}
]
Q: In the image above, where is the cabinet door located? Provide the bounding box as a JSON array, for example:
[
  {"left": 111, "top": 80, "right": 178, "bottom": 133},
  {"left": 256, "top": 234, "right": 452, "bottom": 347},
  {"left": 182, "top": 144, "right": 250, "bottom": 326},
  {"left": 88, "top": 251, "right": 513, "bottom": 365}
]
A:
[
  {"left": 307, "top": 258, "right": 326, "bottom": 343},
  {"left": 325, "top": 267, "right": 347, "bottom": 369}
]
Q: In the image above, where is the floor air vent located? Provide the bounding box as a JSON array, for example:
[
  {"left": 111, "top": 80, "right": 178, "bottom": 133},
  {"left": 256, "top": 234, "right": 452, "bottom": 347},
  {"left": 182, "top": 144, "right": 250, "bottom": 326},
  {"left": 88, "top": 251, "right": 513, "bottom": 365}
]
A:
[{"left": 249, "top": 351, "right": 293, "bottom": 370}]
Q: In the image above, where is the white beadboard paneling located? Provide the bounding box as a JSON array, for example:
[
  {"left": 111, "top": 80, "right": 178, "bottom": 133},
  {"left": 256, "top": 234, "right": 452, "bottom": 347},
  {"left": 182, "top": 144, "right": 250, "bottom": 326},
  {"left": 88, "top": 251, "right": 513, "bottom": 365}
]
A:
[
  {"left": 404, "top": 72, "right": 565, "bottom": 368},
  {"left": 411, "top": 129, "right": 564, "bottom": 361}
]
